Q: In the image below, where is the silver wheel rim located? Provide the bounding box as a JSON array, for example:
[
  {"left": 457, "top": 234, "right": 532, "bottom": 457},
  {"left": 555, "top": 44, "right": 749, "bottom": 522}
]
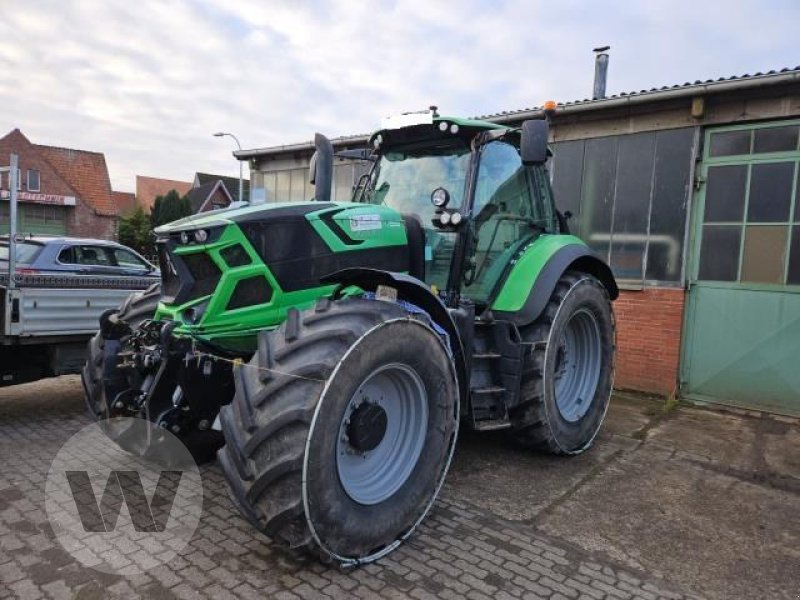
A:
[
  {"left": 336, "top": 363, "right": 428, "bottom": 505},
  {"left": 554, "top": 308, "right": 602, "bottom": 422}
]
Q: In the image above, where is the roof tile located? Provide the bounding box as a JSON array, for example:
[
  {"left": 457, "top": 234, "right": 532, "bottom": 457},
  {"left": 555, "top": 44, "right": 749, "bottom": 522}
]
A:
[{"left": 36, "top": 144, "right": 117, "bottom": 215}]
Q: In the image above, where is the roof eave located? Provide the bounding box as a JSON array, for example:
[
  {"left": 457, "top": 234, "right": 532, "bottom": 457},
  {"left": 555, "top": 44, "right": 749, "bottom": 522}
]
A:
[
  {"left": 490, "top": 69, "right": 800, "bottom": 123},
  {"left": 236, "top": 69, "right": 800, "bottom": 159}
]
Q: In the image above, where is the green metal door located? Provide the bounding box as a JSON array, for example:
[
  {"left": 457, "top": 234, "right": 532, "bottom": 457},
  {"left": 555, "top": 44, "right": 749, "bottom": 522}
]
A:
[
  {"left": 682, "top": 120, "right": 800, "bottom": 415},
  {"left": 0, "top": 203, "right": 67, "bottom": 235}
]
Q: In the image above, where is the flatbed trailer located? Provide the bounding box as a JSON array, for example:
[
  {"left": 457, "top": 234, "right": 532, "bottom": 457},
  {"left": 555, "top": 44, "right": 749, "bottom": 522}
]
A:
[{"left": 0, "top": 273, "right": 153, "bottom": 386}]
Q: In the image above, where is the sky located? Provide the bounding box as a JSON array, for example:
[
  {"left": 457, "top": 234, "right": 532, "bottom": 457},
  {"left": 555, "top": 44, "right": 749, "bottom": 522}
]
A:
[{"left": 1, "top": 0, "right": 798, "bottom": 193}]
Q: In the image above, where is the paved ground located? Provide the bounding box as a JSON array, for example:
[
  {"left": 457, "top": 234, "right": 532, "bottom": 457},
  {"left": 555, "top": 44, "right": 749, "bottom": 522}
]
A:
[{"left": 0, "top": 376, "right": 797, "bottom": 599}]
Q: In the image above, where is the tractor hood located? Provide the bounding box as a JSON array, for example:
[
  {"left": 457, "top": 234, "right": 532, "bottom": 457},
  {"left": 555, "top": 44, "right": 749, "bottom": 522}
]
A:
[{"left": 152, "top": 201, "right": 411, "bottom": 344}]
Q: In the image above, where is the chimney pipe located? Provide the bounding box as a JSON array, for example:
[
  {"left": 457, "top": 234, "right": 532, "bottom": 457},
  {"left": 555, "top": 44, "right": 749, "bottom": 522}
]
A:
[{"left": 592, "top": 46, "right": 610, "bottom": 100}]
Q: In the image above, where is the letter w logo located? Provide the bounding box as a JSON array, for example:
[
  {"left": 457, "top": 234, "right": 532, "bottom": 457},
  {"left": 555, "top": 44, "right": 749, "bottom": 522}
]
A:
[{"left": 65, "top": 470, "right": 183, "bottom": 533}]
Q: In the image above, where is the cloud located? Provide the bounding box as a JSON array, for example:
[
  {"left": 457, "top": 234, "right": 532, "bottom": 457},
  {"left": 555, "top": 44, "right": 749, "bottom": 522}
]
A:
[{"left": 0, "top": 0, "right": 797, "bottom": 192}]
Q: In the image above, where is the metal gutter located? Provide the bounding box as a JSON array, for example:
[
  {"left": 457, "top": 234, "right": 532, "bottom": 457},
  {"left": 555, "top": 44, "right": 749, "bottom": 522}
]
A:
[
  {"left": 489, "top": 69, "right": 800, "bottom": 124},
  {"left": 235, "top": 134, "right": 368, "bottom": 160}
]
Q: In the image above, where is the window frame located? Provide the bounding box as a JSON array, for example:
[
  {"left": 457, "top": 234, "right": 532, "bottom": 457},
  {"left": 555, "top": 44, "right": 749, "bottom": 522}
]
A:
[
  {"left": 692, "top": 119, "right": 800, "bottom": 292},
  {"left": 109, "top": 246, "right": 150, "bottom": 270},
  {"left": 27, "top": 168, "right": 40, "bottom": 192}
]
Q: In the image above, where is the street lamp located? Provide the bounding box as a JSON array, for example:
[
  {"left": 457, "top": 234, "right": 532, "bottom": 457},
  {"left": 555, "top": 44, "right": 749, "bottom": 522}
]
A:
[{"left": 213, "top": 132, "right": 244, "bottom": 203}]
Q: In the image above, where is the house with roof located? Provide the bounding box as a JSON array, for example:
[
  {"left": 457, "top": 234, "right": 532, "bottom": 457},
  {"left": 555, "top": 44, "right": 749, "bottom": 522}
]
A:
[
  {"left": 193, "top": 172, "right": 249, "bottom": 203},
  {"left": 132, "top": 172, "right": 247, "bottom": 214},
  {"left": 235, "top": 65, "right": 800, "bottom": 417},
  {"left": 186, "top": 178, "right": 233, "bottom": 213},
  {"left": 0, "top": 128, "right": 130, "bottom": 239},
  {"left": 135, "top": 175, "right": 193, "bottom": 211}
]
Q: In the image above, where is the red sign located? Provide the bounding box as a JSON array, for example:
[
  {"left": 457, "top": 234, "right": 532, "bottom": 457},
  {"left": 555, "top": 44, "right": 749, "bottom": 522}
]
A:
[{"left": 0, "top": 190, "right": 76, "bottom": 206}]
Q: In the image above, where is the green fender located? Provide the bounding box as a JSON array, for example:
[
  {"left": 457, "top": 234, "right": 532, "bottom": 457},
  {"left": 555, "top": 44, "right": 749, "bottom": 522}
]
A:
[{"left": 490, "top": 234, "right": 618, "bottom": 326}]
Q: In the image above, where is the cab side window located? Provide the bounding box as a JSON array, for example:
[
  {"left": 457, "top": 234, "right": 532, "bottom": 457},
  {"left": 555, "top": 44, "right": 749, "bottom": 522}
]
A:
[{"left": 464, "top": 141, "right": 538, "bottom": 303}]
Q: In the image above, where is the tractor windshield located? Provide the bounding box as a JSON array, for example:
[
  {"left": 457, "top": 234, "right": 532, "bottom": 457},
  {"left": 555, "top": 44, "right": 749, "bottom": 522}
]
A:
[
  {"left": 362, "top": 142, "right": 471, "bottom": 220},
  {"left": 361, "top": 141, "right": 471, "bottom": 290}
]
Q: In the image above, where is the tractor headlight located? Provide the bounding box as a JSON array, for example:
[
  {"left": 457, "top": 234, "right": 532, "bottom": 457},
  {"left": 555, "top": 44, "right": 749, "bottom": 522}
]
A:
[
  {"left": 450, "top": 211, "right": 463, "bottom": 225},
  {"left": 439, "top": 211, "right": 451, "bottom": 226},
  {"left": 431, "top": 187, "right": 450, "bottom": 208},
  {"left": 194, "top": 229, "right": 208, "bottom": 243},
  {"left": 439, "top": 121, "right": 449, "bottom": 132},
  {"left": 180, "top": 231, "right": 189, "bottom": 245}
]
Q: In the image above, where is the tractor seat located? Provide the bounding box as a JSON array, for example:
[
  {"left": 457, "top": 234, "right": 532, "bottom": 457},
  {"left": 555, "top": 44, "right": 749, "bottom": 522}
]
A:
[{"left": 402, "top": 213, "right": 425, "bottom": 281}]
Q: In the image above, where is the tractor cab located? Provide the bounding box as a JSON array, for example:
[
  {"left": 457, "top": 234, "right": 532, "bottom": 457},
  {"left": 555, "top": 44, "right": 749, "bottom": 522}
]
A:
[{"left": 354, "top": 110, "right": 557, "bottom": 310}]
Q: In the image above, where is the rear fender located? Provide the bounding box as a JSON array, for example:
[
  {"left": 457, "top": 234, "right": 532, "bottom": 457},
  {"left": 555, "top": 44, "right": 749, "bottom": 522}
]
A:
[
  {"left": 491, "top": 242, "right": 618, "bottom": 327},
  {"left": 321, "top": 268, "right": 468, "bottom": 405}
]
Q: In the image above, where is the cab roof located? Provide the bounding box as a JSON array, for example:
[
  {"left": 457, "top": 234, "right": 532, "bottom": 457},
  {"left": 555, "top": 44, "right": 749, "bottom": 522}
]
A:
[{"left": 368, "top": 114, "right": 509, "bottom": 147}]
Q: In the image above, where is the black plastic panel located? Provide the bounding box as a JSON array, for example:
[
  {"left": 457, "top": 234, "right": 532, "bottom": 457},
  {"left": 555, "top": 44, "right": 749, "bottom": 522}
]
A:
[
  {"left": 182, "top": 253, "right": 222, "bottom": 299},
  {"left": 227, "top": 276, "right": 273, "bottom": 310},
  {"left": 220, "top": 244, "right": 252, "bottom": 267}
]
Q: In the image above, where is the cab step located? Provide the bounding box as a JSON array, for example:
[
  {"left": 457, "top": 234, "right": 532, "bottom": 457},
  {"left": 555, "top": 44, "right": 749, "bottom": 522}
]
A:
[
  {"left": 471, "top": 386, "right": 506, "bottom": 395},
  {"left": 472, "top": 419, "right": 512, "bottom": 431}
]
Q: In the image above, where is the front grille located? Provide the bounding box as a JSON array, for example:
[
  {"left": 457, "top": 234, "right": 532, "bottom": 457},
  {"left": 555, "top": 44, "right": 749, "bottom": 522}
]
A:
[
  {"left": 182, "top": 252, "right": 222, "bottom": 300},
  {"left": 158, "top": 244, "right": 181, "bottom": 299},
  {"left": 158, "top": 244, "right": 222, "bottom": 304}
]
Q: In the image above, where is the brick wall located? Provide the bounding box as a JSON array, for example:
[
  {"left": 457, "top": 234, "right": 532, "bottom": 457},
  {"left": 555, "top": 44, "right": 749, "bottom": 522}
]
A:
[
  {"left": 66, "top": 200, "right": 117, "bottom": 239},
  {"left": 613, "top": 287, "right": 685, "bottom": 397}
]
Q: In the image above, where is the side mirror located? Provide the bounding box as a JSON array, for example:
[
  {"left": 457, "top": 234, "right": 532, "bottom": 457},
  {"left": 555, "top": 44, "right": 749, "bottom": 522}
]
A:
[
  {"left": 311, "top": 133, "right": 334, "bottom": 202},
  {"left": 520, "top": 119, "right": 549, "bottom": 165}
]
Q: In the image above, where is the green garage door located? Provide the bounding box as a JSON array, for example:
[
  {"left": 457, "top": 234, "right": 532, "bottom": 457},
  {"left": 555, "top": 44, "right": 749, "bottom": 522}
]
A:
[
  {"left": 0, "top": 203, "right": 67, "bottom": 235},
  {"left": 682, "top": 120, "right": 800, "bottom": 415}
]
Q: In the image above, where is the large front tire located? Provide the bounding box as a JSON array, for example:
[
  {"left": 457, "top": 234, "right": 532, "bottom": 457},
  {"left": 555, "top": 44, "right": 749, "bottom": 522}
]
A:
[
  {"left": 510, "top": 272, "right": 615, "bottom": 455},
  {"left": 218, "top": 297, "right": 459, "bottom": 565}
]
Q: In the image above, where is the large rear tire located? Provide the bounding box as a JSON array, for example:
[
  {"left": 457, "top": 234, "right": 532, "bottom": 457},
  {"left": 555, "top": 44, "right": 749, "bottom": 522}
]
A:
[
  {"left": 510, "top": 271, "right": 615, "bottom": 455},
  {"left": 218, "top": 296, "right": 459, "bottom": 565}
]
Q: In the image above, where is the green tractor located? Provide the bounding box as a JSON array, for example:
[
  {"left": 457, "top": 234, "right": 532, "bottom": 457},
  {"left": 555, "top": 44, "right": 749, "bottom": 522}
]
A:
[{"left": 83, "top": 109, "right": 617, "bottom": 565}]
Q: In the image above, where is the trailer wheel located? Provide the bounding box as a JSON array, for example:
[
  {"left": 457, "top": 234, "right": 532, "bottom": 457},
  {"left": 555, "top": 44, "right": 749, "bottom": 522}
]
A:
[
  {"left": 218, "top": 297, "right": 458, "bottom": 565},
  {"left": 510, "top": 272, "right": 615, "bottom": 455}
]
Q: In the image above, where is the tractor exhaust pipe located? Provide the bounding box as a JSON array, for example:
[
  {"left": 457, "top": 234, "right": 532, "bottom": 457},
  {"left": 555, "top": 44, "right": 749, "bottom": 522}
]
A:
[
  {"left": 310, "top": 133, "right": 334, "bottom": 202},
  {"left": 592, "top": 46, "right": 610, "bottom": 100}
]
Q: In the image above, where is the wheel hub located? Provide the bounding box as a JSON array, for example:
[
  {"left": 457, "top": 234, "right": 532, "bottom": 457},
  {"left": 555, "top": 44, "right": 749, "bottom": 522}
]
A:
[
  {"left": 336, "top": 363, "right": 428, "bottom": 506},
  {"left": 346, "top": 401, "right": 388, "bottom": 452},
  {"left": 553, "top": 308, "right": 602, "bottom": 423}
]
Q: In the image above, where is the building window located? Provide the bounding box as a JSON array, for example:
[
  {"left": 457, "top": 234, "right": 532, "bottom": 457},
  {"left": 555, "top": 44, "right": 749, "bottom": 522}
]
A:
[
  {"left": 698, "top": 121, "right": 800, "bottom": 287},
  {"left": 550, "top": 128, "right": 695, "bottom": 285},
  {"left": 16, "top": 168, "right": 22, "bottom": 190},
  {"left": 27, "top": 169, "right": 40, "bottom": 192}
]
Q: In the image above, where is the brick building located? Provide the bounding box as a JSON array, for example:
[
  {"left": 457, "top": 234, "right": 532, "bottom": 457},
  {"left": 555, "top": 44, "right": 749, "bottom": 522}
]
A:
[
  {"left": 134, "top": 173, "right": 245, "bottom": 213},
  {"left": 135, "top": 175, "right": 193, "bottom": 211},
  {"left": 0, "top": 129, "right": 129, "bottom": 239},
  {"left": 236, "top": 66, "right": 800, "bottom": 415}
]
